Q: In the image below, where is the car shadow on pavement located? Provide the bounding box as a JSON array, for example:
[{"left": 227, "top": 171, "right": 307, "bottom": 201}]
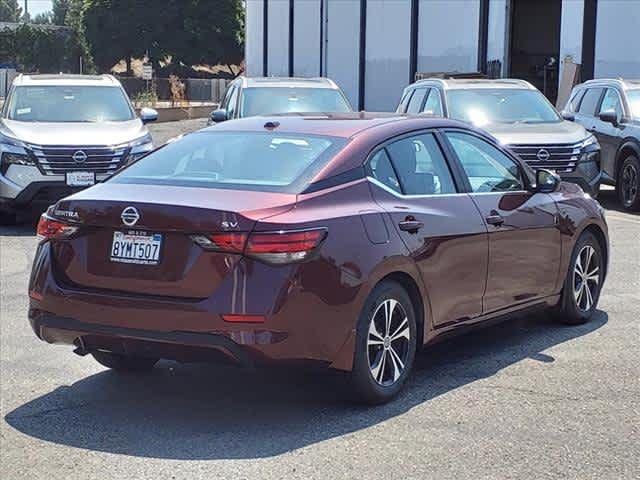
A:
[
  {"left": 5, "top": 310, "right": 607, "bottom": 460},
  {"left": 598, "top": 189, "right": 639, "bottom": 216}
]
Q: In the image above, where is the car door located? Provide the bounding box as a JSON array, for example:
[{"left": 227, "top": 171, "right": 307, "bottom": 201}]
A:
[
  {"left": 574, "top": 87, "right": 605, "bottom": 135},
  {"left": 594, "top": 88, "right": 626, "bottom": 180},
  {"left": 367, "top": 131, "right": 488, "bottom": 327},
  {"left": 443, "top": 130, "right": 562, "bottom": 313}
]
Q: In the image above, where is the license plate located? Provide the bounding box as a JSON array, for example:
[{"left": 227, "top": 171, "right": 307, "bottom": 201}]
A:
[
  {"left": 66, "top": 171, "right": 95, "bottom": 186},
  {"left": 110, "top": 231, "right": 162, "bottom": 265}
]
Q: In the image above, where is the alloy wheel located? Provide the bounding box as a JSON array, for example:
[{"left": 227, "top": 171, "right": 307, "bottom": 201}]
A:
[
  {"left": 621, "top": 162, "right": 639, "bottom": 206},
  {"left": 367, "top": 298, "right": 411, "bottom": 386},
  {"left": 573, "top": 245, "right": 600, "bottom": 312}
]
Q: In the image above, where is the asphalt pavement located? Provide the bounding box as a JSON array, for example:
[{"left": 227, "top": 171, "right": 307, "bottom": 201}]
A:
[{"left": 0, "top": 120, "right": 638, "bottom": 479}]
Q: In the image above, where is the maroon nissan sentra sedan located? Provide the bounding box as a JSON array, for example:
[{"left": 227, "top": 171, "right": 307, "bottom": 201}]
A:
[{"left": 28, "top": 113, "right": 608, "bottom": 404}]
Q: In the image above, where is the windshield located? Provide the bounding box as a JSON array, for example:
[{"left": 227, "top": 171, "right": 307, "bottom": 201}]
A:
[
  {"left": 628, "top": 90, "right": 640, "bottom": 119},
  {"left": 111, "top": 131, "right": 348, "bottom": 193},
  {"left": 241, "top": 87, "right": 352, "bottom": 116},
  {"left": 447, "top": 88, "right": 561, "bottom": 126},
  {"left": 6, "top": 86, "right": 134, "bottom": 122}
]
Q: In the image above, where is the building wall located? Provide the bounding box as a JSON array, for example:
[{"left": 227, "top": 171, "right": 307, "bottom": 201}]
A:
[
  {"left": 267, "top": 0, "right": 290, "bottom": 76},
  {"left": 594, "top": 0, "right": 640, "bottom": 78},
  {"left": 293, "top": 0, "right": 321, "bottom": 77},
  {"left": 245, "top": 0, "right": 264, "bottom": 76},
  {"left": 417, "top": 0, "right": 480, "bottom": 75},
  {"left": 559, "top": 0, "right": 584, "bottom": 82},
  {"left": 364, "top": 0, "right": 411, "bottom": 111},
  {"left": 487, "top": 0, "right": 508, "bottom": 77},
  {"left": 326, "top": 0, "right": 360, "bottom": 109}
]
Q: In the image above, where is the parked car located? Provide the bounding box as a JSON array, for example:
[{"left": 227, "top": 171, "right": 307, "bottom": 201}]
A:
[
  {"left": 208, "top": 76, "right": 352, "bottom": 124},
  {"left": 562, "top": 78, "right": 640, "bottom": 211},
  {"left": 396, "top": 79, "right": 602, "bottom": 197},
  {"left": 0, "top": 74, "right": 157, "bottom": 220},
  {"left": 29, "top": 113, "right": 608, "bottom": 404}
]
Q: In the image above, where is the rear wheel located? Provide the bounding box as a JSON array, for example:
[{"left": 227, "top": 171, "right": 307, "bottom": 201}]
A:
[
  {"left": 555, "top": 232, "right": 603, "bottom": 325},
  {"left": 350, "top": 280, "right": 417, "bottom": 404},
  {"left": 617, "top": 155, "right": 640, "bottom": 211},
  {"left": 92, "top": 351, "right": 158, "bottom": 372}
]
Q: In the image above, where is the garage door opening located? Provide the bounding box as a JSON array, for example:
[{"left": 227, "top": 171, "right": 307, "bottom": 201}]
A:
[{"left": 509, "top": 0, "right": 561, "bottom": 103}]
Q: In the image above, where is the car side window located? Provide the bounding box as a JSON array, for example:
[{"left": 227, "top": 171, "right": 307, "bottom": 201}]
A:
[
  {"left": 397, "top": 90, "right": 413, "bottom": 113},
  {"left": 368, "top": 149, "right": 401, "bottom": 193},
  {"left": 446, "top": 132, "right": 523, "bottom": 193},
  {"left": 567, "top": 89, "right": 585, "bottom": 112},
  {"left": 386, "top": 133, "right": 457, "bottom": 195},
  {"left": 422, "top": 89, "right": 443, "bottom": 116},
  {"left": 578, "top": 88, "right": 604, "bottom": 116},
  {"left": 406, "top": 88, "right": 428, "bottom": 114},
  {"left": 226, "top": 86, "right": 239, "bottom": 118},
  {"left": 599, "top": 88, "right": 623, "bottom": 117}
]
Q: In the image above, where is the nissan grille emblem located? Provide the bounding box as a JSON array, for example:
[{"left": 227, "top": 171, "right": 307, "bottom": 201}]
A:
[
  {"left": 72, "top": 150, "right": 88, "bottom": 163},
  {"left": 121, "top": 206, "right": 140, "bottom": 226},
  {"left": 536, "top": 149, "right": 551, "bottom": 161}
]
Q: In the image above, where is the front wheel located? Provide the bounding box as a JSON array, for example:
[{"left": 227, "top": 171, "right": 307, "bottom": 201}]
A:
[
  {"left": 617, "top": 155, "right": 640, "bottom": 211},
  {"left": 350, "top": 280, "right": 417, "bottom": 404},
  {"left": 555, "top": 232, "right": 603, "bottom": 325}
]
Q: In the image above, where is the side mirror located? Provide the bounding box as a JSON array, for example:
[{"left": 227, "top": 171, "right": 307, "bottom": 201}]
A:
[
  {"left": 211, "top": 108, "right": 228, "bottom": 123},
  {"left": 561, "top": 111, "right": 575, "bottom": 122},
  {"left": 599, "top": 109, "right": 618, "bottom": 126},
  {"left": 140, "top": 107, "right": 158, "bottom": 124},
  {"left": 535, "top": 169, "right": 561, "bottom": 193}
]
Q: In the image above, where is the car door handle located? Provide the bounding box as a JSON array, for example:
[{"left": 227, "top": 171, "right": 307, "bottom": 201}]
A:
[
  {"left": 485, "top": 214, "right": 504, "bottom": 226},
  {"left": 398, "top": 220, "right": 424, "bottom": 233}
]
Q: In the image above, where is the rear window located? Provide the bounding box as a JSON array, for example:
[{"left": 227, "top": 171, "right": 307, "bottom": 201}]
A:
[
  {"left": 240, "top": 87, "right": 352, "bottom": 116},
  {"left": 110, "top": 131, "right": 348, "bottom": 193}
]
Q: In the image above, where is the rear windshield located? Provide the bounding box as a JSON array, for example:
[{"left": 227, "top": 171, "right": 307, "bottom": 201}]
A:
[
  {"left": 110, "top": 131, "right": 348, "bottom": 193},
  {"left": 447, "top": 88, "right": 561, "bottom": 126},
  {"left": 5, "top": 86, "right": 134, "bottom": 122},
  {"left": 241, "top": 87, "right": 352, "bottom": 116}
]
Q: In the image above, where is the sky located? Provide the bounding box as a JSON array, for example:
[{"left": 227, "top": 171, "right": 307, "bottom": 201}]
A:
[{"left": 24, "top": 0, "right": 53, "bottom": 17}]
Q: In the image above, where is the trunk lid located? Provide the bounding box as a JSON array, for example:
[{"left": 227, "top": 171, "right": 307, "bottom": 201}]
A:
[{"left": 51, "top": 183, "right": 296, "bottom": 298}]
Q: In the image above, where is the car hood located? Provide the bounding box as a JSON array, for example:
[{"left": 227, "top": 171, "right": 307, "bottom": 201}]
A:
[
  {"left": 0, "top": 118, "right": 148, "bottom": 146},
  {"left": 483, "top": 120, "right": 589, "bottom": 146}
]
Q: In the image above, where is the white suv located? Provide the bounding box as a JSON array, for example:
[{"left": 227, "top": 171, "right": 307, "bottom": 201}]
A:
[{"left": 0, "top": 74, "right": 157, "bottom": 219}]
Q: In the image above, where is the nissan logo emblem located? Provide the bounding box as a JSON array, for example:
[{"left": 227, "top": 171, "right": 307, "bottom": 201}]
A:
[
  {"left": 536, "top": 149, "right": 551, "bottom": 161},
  {"left": 72, "top": 150, "right": 88, "bottom": 163},
  {"left": 121, "top": 206, "right": 140, "bottom": 226}
]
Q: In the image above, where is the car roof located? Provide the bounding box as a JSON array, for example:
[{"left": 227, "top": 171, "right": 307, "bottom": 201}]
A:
[
  {"left": 409, "top": 78, "right": 536, "bottom": 90},
  {"left": 579, "top": 78, "right": 640, "bottom": 90},
  {"left": 200, "top": 112, "right": 468, "bottom": 139},
  {"left": 12, "top": 74, "right": 122, "bottom": 87},
  {"left": 239, "top": 76, "right": 339, "bottom": 89}
]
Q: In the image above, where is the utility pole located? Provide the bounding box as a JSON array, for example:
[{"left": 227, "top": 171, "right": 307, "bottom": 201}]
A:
[{"left": 23, "top": 0, "right": 28, "bottom": 22}]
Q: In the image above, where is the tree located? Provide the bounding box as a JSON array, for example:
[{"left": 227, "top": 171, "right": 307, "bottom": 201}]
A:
[
  {"left": 0, "top": 0, "right": 22, "bottom": 22},
  {"left": 33, "top": 12, "right": 54, "bottom": 24},
  {"left": 63, "top": 0, "right": 95, "bottom": 73},
  {"left": 52, "top": 0, "right": 71, "bottom": 25},
  {"left": 170, "top": 0, "right": 244, "bottom": 71}
]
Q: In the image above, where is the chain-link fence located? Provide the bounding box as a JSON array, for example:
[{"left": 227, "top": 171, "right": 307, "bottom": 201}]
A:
[{"left": 118, "top": 77, "right": 230, "bottom": 103}]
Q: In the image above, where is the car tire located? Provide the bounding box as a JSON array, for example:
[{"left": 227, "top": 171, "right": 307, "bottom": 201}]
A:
[
  {"left": 617, "top": 155, "right": 640, "bottom": 211},
  {"left": 555, "top": 232, "right": 603, "bottom": 325},
  {"left": 350, "top": 280, "right": 417, "bottom": 405},
  {"left": 92, "top": 351, "right": 158, "bottom": 372}
]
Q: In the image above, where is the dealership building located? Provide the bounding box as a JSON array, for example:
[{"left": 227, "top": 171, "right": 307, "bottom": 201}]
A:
[{"left": 244, "top": 0, "right": 640, "bottom": 111}]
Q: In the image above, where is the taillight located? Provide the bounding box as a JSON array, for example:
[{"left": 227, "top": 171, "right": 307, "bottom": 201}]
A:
[
  {"left": 191, "top": 228, "right": 326, "bottom": 264},
  {"left": 36, "top": 215, "right": 78, "bottom": 240}
]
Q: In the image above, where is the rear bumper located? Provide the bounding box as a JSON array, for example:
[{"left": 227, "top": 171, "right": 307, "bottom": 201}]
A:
[{"left": 30, "top": 313, "right": 257, "bottom": 368}]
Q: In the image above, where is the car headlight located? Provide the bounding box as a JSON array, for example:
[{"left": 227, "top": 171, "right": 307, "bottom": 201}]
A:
[
  {"left": 580, "top": 134, "right": 599, "bottom": 149},
  {"left": 0, "top": 135, "right": 34, "bottom": 175},
  {"left": 125, "top": 134, "right": 154, "bottom": 165}
]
